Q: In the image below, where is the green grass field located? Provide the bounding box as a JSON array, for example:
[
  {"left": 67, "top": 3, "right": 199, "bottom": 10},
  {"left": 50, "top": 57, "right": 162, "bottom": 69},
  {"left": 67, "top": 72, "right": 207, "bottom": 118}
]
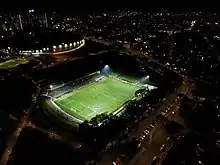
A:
[
  {"left": 0, "top": 58, "right": 29, "bottom": 69},
  {"left": 54, "top": 77, "right": 141, "bottom": 121}
]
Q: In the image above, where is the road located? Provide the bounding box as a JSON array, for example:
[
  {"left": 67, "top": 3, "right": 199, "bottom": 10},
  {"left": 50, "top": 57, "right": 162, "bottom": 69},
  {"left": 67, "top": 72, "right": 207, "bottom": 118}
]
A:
[
  {"left": 132, "top": 78, "right": 192, "bottom": 165},
  {"left": 0, "top": 114, "right": 28, "bottom": 165},
  {"left": 127, "top": 88, "right": 187, "bottom": 165},
  {"left": 88, "top": 50, "right": 109, "bottom": 56},
  {"left": 127, "top": 81, "right": 192, "bottom": 165},
  {"left": 132, "top": 84, "right": 185, "bottom": 138},
  {"left": 87, "top": 38, "right": 188, "bottom": 78},
  {"left": 0, "top": 113, "right": 66, "bottom": 165},
  {"left": 130, "top": 103, "right": 183, "bottom": 165},
  {"left": 131, "top": 127, "right": 170, "bottom": 165},
  {"left": 26, "top": 121, "right": 62, "bottom": 140},
  {"left": 0, "top": 86, "right": 65, "bottom": 165},
  {"left": 85, "top": 37, "right": 151, "bottom": 59}
]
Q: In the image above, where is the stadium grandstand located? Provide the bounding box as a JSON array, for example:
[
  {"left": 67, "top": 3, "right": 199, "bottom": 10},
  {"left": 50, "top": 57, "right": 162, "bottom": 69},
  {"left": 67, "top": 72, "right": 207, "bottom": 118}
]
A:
[{"left": 0, "top": 29, "right": 85, "bottom": 56}]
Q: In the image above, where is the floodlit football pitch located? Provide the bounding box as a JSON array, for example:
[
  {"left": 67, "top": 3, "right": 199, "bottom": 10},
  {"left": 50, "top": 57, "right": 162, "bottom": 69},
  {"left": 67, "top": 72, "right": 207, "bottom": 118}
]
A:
[
  {"left": 0, "top": 58, "right": 29, "bottom": 69},
  {"left": 54, "top": 77, "right": 141, "bottom": 121}
]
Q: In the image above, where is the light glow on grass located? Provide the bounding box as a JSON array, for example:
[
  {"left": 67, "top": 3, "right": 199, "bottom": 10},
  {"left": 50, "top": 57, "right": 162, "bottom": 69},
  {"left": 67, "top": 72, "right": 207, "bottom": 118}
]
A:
[{"left": 54, "top": 76, "right": 141, "bottom": 121}]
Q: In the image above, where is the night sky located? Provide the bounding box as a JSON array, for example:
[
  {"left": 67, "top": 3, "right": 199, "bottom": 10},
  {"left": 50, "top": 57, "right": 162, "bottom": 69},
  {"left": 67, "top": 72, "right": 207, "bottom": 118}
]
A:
[{"left": 0, "top": 0, "right": 217, "bottom": 13}]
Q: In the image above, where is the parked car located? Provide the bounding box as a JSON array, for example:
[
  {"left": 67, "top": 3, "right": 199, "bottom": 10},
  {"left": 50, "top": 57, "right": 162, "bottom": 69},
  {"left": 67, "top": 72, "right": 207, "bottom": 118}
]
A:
[
  {"left": 151, "top": 156, "right": 160, "bottom": 165},
  {"left": 149, "top": 124, "right": 155, "bottom": 129},
  {"left": 160, "top": 144, "right": 167, "bottom": 152},
  {"left": 152, "top": 120, "right": 157, "bottom": 126}
]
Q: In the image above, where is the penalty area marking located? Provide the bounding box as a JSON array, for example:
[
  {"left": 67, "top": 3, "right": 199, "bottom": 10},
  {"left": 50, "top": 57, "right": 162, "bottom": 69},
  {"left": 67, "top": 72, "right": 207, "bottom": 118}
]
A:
[
  {"left": 87, "top": 104, "right": 101, "bottom": 118},
  {"left": 90, "top": 104, "right": 100, "bottom": 111}
]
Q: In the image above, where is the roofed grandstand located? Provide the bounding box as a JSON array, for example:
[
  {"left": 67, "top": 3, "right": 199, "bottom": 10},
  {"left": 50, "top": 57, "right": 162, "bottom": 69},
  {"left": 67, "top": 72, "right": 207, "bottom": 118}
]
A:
[{"left": 0, "top": 29, "right": 85, "bottom": 56}]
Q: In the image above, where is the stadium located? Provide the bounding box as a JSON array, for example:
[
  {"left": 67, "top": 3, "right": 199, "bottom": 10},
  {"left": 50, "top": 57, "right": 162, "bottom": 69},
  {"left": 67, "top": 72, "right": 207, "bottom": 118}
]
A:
[
  {"left": 0, "top": 29, "right": 85, "bottom": 56},
  {"left": 0, "top": 29, "right": 85, "bottom": 69},
  {"left": 40, "top": 65, "right": 157, "bottom": 130}
]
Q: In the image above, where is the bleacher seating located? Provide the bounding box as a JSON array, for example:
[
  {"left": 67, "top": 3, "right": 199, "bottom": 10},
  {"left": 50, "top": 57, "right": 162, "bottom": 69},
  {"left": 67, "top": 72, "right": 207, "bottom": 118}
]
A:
[
  {"left": 48, "top": 83, "right": 74, "bottom": 98},
  {"left": 46, "top": 72, "right": 99, "bottom": 98}
]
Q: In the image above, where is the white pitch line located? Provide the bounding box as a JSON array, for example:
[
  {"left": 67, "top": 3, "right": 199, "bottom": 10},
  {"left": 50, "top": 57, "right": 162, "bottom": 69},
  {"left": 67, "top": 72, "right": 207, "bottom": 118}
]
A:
[
  {"left": 88, "top": 111, "right": 96, "bottom": 117},
  {"left": 68, "top": 99, "right": 94, "bottom": 112}
]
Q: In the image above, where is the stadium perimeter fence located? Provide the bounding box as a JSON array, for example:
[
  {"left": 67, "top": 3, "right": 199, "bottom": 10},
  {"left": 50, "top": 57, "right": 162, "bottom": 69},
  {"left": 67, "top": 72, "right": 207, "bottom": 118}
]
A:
[
  {"left": 41, "top": 71, "right": 103, "bottom": 126},
  {"left": 41, "top": 71, "right": 144, "bottom": 128}
]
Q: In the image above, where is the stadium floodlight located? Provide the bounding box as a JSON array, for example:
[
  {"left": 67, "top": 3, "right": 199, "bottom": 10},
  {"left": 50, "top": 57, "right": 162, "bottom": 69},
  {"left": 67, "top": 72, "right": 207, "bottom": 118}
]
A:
[
  {"left": 102, "top": 64, "right": 112, "bottom": 75},
  {"left": 140, "top": 75, "right": 150, "bottom": 84}
]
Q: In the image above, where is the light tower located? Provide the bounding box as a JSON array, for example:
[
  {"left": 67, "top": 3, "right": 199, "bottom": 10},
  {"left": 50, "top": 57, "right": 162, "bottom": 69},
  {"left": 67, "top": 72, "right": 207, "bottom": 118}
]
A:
[
  {"left": 44, "top": 13, "right": 48, "bottom": 28},
  {"left": 18, "top": 15, "right": 23, "bottom": 30}
]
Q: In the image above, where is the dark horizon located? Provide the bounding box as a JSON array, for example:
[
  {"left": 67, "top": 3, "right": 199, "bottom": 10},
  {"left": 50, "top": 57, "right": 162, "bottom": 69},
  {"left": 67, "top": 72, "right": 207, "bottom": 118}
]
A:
[{"left": 0, "top": 1, "right": 216, "bottom": 13}]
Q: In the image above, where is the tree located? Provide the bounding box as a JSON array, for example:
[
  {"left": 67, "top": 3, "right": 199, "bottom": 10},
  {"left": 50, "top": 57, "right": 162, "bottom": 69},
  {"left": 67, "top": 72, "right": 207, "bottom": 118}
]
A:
[
  {"left": 79, "top": 120, "right": 90, "bottom": 132},
  {"left": 90, "top": 113, "right": 109, "bottom": 125}
]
